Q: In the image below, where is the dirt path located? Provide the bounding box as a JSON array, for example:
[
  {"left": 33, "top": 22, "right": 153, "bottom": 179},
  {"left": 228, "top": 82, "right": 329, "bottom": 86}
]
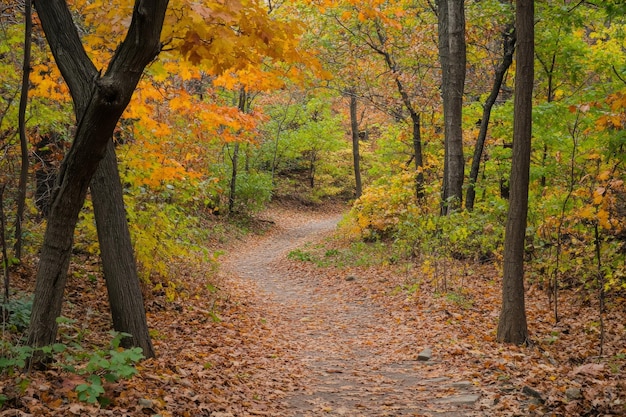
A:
[{"left": 222, "top": 209, "right": 481, "bottom": 416}]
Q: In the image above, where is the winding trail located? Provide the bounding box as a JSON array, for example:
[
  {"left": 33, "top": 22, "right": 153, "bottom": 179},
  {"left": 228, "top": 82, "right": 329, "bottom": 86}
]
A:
[{"left": 222, "top": 209, "right": 480, "bottom": 416}]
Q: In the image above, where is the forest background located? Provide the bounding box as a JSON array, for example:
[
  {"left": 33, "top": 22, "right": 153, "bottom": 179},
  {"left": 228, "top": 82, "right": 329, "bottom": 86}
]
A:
[{"left": 0, "top": 0, "right": 625, "bottom": 415}]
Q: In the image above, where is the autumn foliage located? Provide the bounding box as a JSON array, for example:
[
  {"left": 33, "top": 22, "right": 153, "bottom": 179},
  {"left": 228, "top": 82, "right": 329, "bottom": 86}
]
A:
[{"left": 0, "top": 0, "right": 625, "bottom": 415}]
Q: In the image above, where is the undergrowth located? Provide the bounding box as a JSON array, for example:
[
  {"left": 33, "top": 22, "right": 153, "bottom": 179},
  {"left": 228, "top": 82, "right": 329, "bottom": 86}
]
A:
[{"left": 0, "top": 310, "right": 143, "bottom": 407}]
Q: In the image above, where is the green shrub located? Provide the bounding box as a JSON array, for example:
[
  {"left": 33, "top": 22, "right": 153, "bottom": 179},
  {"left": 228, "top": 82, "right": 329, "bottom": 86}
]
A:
[
  {"left": 394, "top": 201, "right": 507, "bottom": 262},
  {"left": 232, "top": 171, "right": 273, "bottom": 214},
  {"left": 73, "top": 332, "right": 144, "bottom": 404},
  {"left": 348, "top": 182, "right": 507, "bottom": 263},
  {"left": 1, "top": 294, "right": 33, "bottom": 332}
]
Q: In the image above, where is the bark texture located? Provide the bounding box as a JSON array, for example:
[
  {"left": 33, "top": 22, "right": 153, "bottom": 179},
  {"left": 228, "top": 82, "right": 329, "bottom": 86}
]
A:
[
  {"left": 91, "top": 143, "right": 155, "bottom": 357},
  {"left": 349, "top": 90, "right": 362, "bottom": 199},
  {"left": 438, "top": 0, "right": 450, "bottom": 209},
  {"left": 497, "top": 0, "right": 534, "bottom": 345},
  {"left": 439, "top": 0, "right": 466, "bottom": 213},
  {"left": 411, "top": 111, "right": 424, "bottom": 200},
  {"left": 28, "top": 0, "right": 168, "bottom": 352}
]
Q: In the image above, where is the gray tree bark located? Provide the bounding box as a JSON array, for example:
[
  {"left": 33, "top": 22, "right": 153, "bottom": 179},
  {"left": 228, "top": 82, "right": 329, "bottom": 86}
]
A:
[
  {"left": 497, "top": 0, "right": 533, "bottom": 345},
  {"left": 439, "top": 0, "right": 466, "bottom": 214}
]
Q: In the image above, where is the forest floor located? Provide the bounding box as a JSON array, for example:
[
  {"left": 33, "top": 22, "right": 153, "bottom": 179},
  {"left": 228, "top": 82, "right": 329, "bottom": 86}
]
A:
[{"left": 1, "top": 203, "right": 625, "bottom": 416}]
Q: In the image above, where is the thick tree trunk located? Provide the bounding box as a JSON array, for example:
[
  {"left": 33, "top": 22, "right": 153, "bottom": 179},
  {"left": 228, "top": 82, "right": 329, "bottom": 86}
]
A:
[
  {"left": 439, "top": 0, "right": 466, "bottom": 214},
  {"left": 466, "top": 24, "right": 515, "bottom": 211},
  {"left": 28, "top": 0, "right": 168, "bottom": 352},
  {"left": 91, "top": 142, "right": 155, "bottom": 357},
  {"left": 497, "top": 0, "right": 533, "bottom": 345},
  {"left": 438, "top": 0, "right": 450, "bottom": 209},
  {"left": 446, "top": 0, "right": 466, "bottom": 210},
  {"left": 349, "top": 91, "right": 362, "bottom": 199}
]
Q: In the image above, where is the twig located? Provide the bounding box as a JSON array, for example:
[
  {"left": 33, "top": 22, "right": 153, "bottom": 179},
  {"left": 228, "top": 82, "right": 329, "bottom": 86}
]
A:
[{"left": 551, "top": 108, "right": 581, "bottom": 323}]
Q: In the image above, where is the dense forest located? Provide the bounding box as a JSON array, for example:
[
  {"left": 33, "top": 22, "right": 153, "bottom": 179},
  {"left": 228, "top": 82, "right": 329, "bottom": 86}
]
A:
[{"left": 0, "top": 0, "right": 625, "bottom": 415}]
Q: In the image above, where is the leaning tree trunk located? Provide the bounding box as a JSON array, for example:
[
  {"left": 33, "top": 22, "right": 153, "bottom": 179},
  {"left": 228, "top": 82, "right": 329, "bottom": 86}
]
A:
[
  {"left": 371, "top": 24, "right": 424, "bottom": 199},
  {"left": 28, "top": 0, "right": 168, "bottom": 352},
  {"left": 466, "top": 24, "right": 515, "bottom": 211},
  {"left": 497, "top": 0, "right": 533, "bottom": 345},
  {"left": 91, "top": 142, "right": 155, "bottom": 357}
]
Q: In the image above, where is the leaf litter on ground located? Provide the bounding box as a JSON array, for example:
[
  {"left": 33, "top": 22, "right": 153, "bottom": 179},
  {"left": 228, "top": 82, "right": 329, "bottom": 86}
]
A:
[{"left": 1, "top": 203, "right": 624, "bottom": 416}]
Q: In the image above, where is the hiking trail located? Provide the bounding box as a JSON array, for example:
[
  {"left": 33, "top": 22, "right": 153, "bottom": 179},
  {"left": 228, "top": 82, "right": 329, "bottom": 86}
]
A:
[{"left": 222, "top": 208, "right": 481, "bottom": 417}]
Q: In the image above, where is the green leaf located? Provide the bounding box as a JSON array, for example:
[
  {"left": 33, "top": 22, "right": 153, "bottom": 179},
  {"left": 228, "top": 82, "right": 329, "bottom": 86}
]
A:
[{"left": 52, "top": 343, "right": 67, "bottom": 353}]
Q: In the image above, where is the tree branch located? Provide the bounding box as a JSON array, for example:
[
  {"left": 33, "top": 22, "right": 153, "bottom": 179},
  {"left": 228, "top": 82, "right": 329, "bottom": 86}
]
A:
[{"left": 33, "top": 0, "right": 98, "bottom": 113}]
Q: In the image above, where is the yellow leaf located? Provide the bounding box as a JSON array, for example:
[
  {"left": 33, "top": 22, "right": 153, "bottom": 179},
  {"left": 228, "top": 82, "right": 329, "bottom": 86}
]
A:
[
  {"left": 597, "top": 209, "right": 611, "bottom": 230},
  {"left": 593, "top": 187, "right": 606, "bottom": 205},
  {"left": 579, "top": 206, "right": 595, "bottom": 219},
  {"left": 597, "top": 170, "right": 611, "bottom": 181}
]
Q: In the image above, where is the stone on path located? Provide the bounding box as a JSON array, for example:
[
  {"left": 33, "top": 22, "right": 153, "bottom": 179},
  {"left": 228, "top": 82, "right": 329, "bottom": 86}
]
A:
[
  {"left": 450, "top": 381, "right": 473, "bottom": 388},
  {"left": 565, "top": 387, "right": 582, "bottom": 400},
  {"left": 434, "top": 394, "right": 481, "bottom": 405},
  {"left": 417, "top": 347, "right": 432, "bottom": 361}
]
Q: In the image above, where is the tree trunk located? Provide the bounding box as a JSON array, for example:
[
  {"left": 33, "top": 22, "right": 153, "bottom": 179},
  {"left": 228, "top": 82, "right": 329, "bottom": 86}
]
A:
[
  {"left": 14, "top": 0, "right": 32, "bottom": 260},
  {"left": 349, "top": 90, "right": 363, "bottom": 199},
  {"left": 466, "top": 24, "right": 515, "bottom": 211},
  {"left": 91, "top": 142, "right": 155, "bottom": 357},
  {"left": 1, "top": 185, "right": 9, "bottom": 302},
  {"left": 446, "top": 0, "right": 466, "bottom": 210},
  {"left": 228, "top": 88, "right": 248, "bottom": 213},
  {"left": 28, "top": 0, "right": 168, "bottom": 352},
  {"left": 497, "top": 0, "right": 533, "bottom": 345},
  {"left": 228, "top": 142, "right": 240, "bottom": 213},
  {"left": 308, "top": 151, "right": 316, "bottom": 188},
  {"left": 411, "top": 111, "right": 424, "bottom": 200},
  {"left": 438, "top": 0, "right": 450, "bottom": 209},
  {"left": 439, "top": 0, "right": 466, "bottom": 214}
]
